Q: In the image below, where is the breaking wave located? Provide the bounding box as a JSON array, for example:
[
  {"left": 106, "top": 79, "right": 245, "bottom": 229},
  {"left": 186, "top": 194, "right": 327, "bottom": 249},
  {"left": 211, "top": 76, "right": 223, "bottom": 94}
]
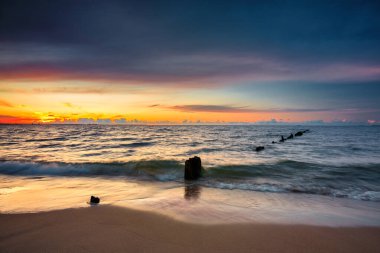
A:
[{"left": 1, "top": 160, "right": 379, "bottom": 201}]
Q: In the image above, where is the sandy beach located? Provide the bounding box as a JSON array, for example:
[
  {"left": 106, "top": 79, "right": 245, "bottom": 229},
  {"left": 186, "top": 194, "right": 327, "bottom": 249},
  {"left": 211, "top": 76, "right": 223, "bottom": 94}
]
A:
[{"left": 1, "top": 205, "right": 379, "bottom": 253}]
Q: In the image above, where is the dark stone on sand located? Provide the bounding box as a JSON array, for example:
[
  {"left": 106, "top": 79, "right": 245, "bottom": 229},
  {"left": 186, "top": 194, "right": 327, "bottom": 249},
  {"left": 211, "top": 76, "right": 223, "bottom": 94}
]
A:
[
  {"left": 272, "top": 141, "right": 276, "bottom": 144},
  {"left": 255, "top": 146, "right": 265, "bottom": 152},
  {"left": 184, "top": 156, "right": 202, "bottom": 180},
  {"left": 279, "top": 135, "right": 285, "bottom": 142},
  {"left": 90, "top": 196, "right": 100, "bottom": 204},
  {"left": 295, "top": 131, "right": 303, "bottom": 137}
]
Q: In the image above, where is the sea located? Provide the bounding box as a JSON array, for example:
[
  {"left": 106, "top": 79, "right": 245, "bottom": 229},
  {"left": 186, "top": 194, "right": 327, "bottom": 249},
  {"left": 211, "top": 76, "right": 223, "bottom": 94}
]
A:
[{"left": 1, "top": 124, "right": 380, "bottom": 226}]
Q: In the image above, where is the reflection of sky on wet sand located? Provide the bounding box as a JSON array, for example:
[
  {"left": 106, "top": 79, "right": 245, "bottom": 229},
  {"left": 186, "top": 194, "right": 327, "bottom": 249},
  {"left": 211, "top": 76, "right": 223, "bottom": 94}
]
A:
[{"left": 1, "top": 175, "right": 379, "bottom": 227}]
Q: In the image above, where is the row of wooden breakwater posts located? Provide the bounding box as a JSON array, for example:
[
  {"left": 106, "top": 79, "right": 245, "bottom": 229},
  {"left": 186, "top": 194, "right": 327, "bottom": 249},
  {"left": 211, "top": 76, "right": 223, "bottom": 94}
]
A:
[
  {"left": 175, "top": 129, "right": 313, "bottom": 181},
  {"left": 185, "top": 129, "right": 310, "bottom": 180},
  {"left": 88, "top": 129, "right": 311, "bottom": 203},
  {"left": 255, "top": 129, "right": 310, "bottom": 152}
]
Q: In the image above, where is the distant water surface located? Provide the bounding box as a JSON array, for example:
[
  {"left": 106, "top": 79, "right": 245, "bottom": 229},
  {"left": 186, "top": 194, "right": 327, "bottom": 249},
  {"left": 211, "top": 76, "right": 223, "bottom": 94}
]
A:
[{"left": 1, "top": 125, "right": 379, "bottom": 202}]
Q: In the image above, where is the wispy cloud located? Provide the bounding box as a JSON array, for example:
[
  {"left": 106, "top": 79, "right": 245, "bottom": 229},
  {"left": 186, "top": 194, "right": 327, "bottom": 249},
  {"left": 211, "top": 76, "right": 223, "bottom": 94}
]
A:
[
  {"left": 62, "top": 102, "right": 82, "bottom": 110},
  {"left": 166, "top": 104, "right": 333, "bottom": 113},
  {"left": 63, "top": 102, "right": 73, "bottom": 108},
  {"left": 0, "top": 114, "right": 38, "bottom": 124},
  {"left": 2, "top": 53, "right": 379, "bottom": 85},
  {"left": 169, "top": 105, "right": 252, "bottom": 113},
  {"left": 0, "top": 83, "right": 156, "bottom": 95},
  {"left": 34, "top": 87, "right": 107, "bottom": 94},
  {"left": 0, "top": 99, "right": 14, "bottom": 107}
]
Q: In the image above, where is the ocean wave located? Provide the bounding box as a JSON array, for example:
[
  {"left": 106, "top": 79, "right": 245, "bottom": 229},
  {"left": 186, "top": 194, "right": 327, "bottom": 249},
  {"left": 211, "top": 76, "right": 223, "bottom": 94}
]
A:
[
  {"left": 0, "top": 142, "right": 18, "bottom": 146},
  {"left": 37, "top": 143, "right": 63, "bottom": 148},
  {"left": 201, "top": 181, "right": 380, "bottom": 202},
  {"left": 0, "top": 160, "right": 379, "bottom": 201},
  {"left": 187, "top": 147, "right": 223, "bottom": 154},
  {"left": 118, "top": 142, "right": 154, "bottom": 148},
  {"left": 0, "top": 160, "right": 182, "bottom": 179},
  {"left": 109, "top": 137, "right": 136, "bottom": 141},
  {"left": 25, "top": 137, "right": 67, "bottom": 142}
]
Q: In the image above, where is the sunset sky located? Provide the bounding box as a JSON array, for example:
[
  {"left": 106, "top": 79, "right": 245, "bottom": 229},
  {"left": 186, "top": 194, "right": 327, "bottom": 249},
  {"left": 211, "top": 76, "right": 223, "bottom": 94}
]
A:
[{"left": 1, "top": 0, "right": 379, "bottom": 124}]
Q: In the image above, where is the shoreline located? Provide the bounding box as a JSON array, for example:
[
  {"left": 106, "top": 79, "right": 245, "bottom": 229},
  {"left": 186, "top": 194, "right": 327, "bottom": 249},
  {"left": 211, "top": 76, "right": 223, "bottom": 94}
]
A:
[
  {"left": 1, "top": 205, "right": 379, "bottom": 253},
  {"left": 1, "top": 174, "right": 379, "bottom": 227}
]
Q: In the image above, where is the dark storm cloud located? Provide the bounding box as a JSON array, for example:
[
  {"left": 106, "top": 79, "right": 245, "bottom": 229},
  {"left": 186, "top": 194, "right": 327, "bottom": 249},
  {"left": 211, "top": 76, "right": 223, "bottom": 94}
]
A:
[{"left": 1, "top": 0, "right": 380, "bottom": 82}]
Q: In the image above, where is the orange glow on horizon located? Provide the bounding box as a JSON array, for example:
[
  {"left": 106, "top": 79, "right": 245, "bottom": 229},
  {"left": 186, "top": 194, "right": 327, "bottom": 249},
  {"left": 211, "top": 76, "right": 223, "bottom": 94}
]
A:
[
  {"left": 0, "top": 109, "right": 348, "bottom": 124},
  {"left": 0, "top": 78, "right": 367, "bottom": 124}
]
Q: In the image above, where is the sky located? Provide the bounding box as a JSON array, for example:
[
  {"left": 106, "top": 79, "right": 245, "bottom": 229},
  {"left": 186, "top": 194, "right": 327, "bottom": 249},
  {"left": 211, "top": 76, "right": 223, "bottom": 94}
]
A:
[{"left": 0, "top": 0, "right": 379, "bottom": 124}]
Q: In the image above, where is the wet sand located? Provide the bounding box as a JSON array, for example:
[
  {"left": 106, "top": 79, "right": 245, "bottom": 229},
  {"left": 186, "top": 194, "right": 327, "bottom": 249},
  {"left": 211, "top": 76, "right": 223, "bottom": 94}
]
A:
[{"left": 1, "top": 205, "right": 379, "bottom": 253}]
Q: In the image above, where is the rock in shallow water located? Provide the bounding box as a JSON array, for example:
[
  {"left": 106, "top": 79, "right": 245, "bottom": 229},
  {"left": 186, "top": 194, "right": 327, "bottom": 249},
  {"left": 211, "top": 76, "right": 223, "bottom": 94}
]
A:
[{"left": 255, "top": 146, "right": 265, "bottom": 152}]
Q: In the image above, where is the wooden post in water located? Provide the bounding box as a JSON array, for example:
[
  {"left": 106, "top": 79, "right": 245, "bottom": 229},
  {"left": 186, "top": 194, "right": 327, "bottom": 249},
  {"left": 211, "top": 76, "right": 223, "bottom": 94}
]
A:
[{"left": 184, "top": 156, "right": 202, "bottom": 180}]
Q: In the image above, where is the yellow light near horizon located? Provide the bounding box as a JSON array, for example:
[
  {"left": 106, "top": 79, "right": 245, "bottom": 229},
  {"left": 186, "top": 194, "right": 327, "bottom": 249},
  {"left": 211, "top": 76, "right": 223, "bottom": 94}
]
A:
[{"left": 0, "top": 80, "right": 347, "bottom": 124}]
